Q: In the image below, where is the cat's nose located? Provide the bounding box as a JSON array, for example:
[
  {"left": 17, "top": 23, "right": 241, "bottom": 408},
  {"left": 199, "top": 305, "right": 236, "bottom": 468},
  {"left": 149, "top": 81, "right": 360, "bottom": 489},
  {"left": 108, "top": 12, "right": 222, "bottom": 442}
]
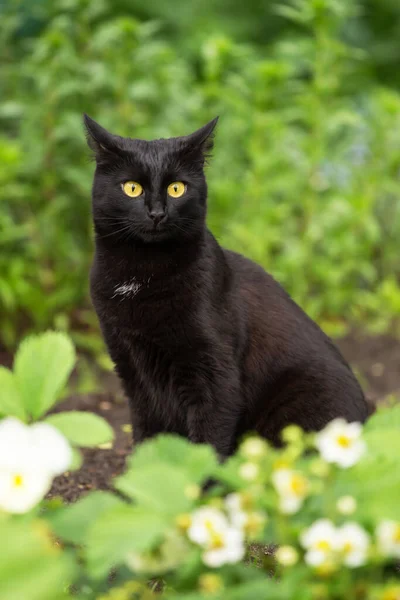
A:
[{"left": 148, "top": 209, "right": 167, "bottom": 226}]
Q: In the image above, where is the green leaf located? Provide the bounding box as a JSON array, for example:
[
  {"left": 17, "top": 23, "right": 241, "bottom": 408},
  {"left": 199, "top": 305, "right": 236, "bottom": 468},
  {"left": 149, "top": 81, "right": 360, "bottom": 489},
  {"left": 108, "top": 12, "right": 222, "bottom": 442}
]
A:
[
  {"left": 70, "top": 447, "right": 83, "bottom": 470},
  {"left": 0, "top": 518, "right": 75, "bottom": 600},
  {"left": 365, "top": 402, "right": 400, "bottom": 431},
  {"left": 14, "top": 332, "right": 75, "bottom": 419},
  {"left": 116, "top": 462, "right": 192, "bottom": 516},
  {"left": 45, "top": 411, "right": 114, "bottom": 447},
  {"left": 127, "top": 434, "right": 218, "bottom": 484},
  {"left": 0, "top": 367, "right": 26, "bottom": 420},
  {"left": 49, "top": 491, "right": 123, "bottom": 545},
  {"left": 86, "top": 505, "right": 166, "bottom": 578}
]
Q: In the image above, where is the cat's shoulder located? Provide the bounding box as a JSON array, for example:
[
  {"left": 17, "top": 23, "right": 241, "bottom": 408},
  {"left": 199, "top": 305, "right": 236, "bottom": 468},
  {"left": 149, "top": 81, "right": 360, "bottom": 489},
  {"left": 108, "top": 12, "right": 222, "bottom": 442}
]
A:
[{"left": 223, "top": 248, "right": 274, "bottom": 283}]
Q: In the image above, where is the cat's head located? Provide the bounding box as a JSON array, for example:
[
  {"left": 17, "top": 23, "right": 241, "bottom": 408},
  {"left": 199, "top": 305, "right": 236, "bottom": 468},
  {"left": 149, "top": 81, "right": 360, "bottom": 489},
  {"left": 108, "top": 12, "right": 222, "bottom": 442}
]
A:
[{"left": 84, "top": 115, "right": 218, "bottom": 245}]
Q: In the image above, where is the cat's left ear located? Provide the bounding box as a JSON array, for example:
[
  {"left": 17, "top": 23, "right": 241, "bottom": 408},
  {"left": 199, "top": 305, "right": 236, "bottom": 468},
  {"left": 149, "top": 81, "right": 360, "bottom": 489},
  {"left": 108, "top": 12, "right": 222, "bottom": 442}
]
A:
[{"left": 183, "top": 117, "right": 219, "bottom": 159}]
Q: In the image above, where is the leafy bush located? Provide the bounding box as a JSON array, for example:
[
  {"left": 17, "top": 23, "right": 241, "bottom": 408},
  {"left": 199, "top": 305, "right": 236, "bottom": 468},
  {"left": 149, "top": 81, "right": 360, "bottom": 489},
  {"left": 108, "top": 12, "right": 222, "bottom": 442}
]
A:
[
  {"left": 0, "top": 331, "right": 399, "bottom": 599},
  {"left": 0, "top": 331, "right": 113, "bottom": 469},
  {"left": 1, "top": 0, "right": 400, "bottom": 352}
]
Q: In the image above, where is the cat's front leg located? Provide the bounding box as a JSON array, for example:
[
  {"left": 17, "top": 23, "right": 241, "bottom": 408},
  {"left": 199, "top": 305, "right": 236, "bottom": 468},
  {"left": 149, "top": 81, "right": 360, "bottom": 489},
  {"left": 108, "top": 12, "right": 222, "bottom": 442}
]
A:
[
  {"left": 186, "top": 395, "right": 241, "bottom": 459},
  {"left": 129, "top": 404, "right": 165, "bottom": 447}
]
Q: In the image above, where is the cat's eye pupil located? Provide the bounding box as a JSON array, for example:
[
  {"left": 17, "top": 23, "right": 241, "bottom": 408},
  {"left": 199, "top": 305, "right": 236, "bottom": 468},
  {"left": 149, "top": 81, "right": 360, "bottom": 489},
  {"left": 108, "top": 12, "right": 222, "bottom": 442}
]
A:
[{"left": 174, "top": 185, "right": 178, "bottom": 192}]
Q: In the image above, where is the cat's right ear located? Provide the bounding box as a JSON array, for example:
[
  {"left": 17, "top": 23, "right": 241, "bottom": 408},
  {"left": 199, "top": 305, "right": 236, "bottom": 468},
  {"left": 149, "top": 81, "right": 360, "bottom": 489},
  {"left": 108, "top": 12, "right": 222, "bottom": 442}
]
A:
[{"left": 83, "top": 114, "right": 122, "bottom": 161}]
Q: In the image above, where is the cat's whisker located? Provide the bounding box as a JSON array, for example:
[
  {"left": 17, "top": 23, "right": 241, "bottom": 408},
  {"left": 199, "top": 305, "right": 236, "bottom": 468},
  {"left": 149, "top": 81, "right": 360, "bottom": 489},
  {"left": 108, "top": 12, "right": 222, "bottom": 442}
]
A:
[{"left": 96, "top": 223, "right": 133, "bottom": 240}]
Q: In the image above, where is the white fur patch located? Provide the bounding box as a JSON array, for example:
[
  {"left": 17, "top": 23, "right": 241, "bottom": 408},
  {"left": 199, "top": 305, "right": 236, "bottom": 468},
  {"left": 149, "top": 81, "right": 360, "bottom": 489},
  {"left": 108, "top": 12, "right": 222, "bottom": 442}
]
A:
[{"left": 112, "top": 278, "right": 142, "bottom": 299}]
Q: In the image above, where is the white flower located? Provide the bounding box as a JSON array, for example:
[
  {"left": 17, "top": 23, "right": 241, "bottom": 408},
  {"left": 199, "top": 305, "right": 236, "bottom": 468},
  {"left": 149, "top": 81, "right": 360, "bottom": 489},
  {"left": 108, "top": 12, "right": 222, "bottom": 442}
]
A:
[
  {"left": 239, "top": 462, "right": 259, "bottom": 481},
  {"left": 0, "top": 417, "right": 32, "bottom": 470},
  {"left": 240, "top": 438, "right": 268, "bottom": 460},
  {"left": 0, "top": 467, "right": 51, "bottom": 514},
  {"left": 0, "top": 417, "right": 72, "bottom": 514},
  {"left": 301, "top": 519, "right": 339, "bottom": 566},
  {"left": 187, "top": 506, "right": 229, "bottom": 546},
  {"left": 337, "top": 522, "right": 370, "bottom": 567},
  {"left": 272, "top": 468, "right": 308, "bottom": 514},
  {"left": 376, "top": 521, "right": 400, "bottom": 558},
  {"left": 202, "top": 527, "right": 245, "bottom": 568},
  {"left": 315, "top": 419, "right": 366, "bottom": 468},
  {"left": 30, "top": 422, "right": 72, "bottom": 476},
  {"left": 336, "top": 495, "right": 357, "bottom": 515},
  {"left": 275, "top": 545, "right": 299, "bottom": 566},
  {"left": 187, "top": 505, "right": 245, "bottom": 568},
  {"left": 225, "top": 493, "right": 247, "bottom": 529},
  {"left": 225, "top": 493, "right": 266, "bottom": 536}
]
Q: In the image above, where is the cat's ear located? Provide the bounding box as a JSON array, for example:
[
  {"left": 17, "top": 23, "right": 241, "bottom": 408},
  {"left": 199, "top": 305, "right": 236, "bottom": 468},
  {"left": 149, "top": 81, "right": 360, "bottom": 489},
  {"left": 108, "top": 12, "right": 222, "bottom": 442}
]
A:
[
  {"left": 83, "top": 114, "right": 123, "bottom": 161},
  {"left": 183, "top": 117, "right": 219, "bottom": 160}
]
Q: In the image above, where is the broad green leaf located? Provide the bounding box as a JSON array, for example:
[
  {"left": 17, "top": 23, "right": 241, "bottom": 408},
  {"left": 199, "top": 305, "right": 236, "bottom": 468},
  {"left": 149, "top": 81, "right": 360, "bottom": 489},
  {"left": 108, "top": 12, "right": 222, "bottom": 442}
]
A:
[
  {"left": 0, "top": 366, "right": 25, "bottom": 420},
  {"left": 0, "top": 518, "right": 75, "bottom": 600},
  {"left": 127, "top": 434, "right": 218, "bottom": 484},
  {"left": 70, "top": 447, "right": 83, "bottom": 470},
  {"left": 45, "top": 411, "right": 114, "bottom": 447},
  {"left": 86, "top": 505, "right": 166, "bottom": 579},
  {"left": 49, "top": 491, "right": 123, "bottom": 545},
  {"left": 14, "top": 332, "right": 75, "bottom": 419},
  {"left": 116, "top": 462, "right": 192, "bottom": 515},
  {"left": 365, "top": 403, "right": 400, "bottom": 431}
]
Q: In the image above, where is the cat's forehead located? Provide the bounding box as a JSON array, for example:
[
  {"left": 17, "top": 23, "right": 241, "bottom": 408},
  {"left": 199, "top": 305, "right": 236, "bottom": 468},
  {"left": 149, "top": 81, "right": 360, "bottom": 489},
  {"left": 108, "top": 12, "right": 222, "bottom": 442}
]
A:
[{"left": 121, "top": 136, "right": 184, "bottom": 172}]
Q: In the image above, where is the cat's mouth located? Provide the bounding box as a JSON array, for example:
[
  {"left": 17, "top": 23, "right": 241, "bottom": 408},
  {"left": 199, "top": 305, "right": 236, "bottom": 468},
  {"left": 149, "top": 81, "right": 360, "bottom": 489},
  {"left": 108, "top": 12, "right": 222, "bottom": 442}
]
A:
[
  {"left": 141, "top": 223, "right": 171, "bottom": 242},
  {"left": 149, "top": 221, "right": 168, "bottom": 234}
]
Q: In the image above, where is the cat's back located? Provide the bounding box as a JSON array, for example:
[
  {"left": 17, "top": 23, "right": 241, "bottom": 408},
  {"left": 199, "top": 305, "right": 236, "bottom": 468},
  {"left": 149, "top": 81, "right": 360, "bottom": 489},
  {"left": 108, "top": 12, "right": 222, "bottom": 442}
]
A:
[{"left": 223, "top": 247, "right": 350, "bottom": 366}]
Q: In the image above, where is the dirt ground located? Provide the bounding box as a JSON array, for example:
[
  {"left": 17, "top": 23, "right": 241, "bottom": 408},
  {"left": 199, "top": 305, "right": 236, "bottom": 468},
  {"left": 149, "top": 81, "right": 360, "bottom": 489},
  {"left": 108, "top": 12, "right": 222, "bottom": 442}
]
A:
[{"left": 44, "top": 333, "right": 400, "bottom": 503}]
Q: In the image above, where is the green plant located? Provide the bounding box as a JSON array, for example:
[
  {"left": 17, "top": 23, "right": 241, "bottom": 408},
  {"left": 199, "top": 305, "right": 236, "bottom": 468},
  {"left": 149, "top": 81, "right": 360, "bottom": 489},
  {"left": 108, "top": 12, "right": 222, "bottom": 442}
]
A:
[
  {"left": 0, "top": 332, "right": 399, "bottom": 599},
  {"left": 1, "top": 0, "right": 400, "bottom": 353},
  {"left": 0, "top": 331, "right": 113, "bottom": 467}
]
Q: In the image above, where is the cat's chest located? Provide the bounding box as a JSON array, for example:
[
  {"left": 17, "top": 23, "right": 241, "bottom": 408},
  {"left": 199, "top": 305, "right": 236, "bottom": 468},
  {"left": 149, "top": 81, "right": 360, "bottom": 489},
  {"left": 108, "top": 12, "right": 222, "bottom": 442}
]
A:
[
  {"left": 111, "top": 276, "right": 149, "bottom": 301},
  {"left": 94, "top": 272, "right": 196, "bottom": 345}
]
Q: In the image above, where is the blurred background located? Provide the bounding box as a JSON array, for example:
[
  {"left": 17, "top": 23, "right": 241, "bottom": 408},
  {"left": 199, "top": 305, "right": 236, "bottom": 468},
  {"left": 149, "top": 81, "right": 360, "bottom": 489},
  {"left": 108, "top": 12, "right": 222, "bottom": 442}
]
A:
[{"left": 1, "top": 0, "right": 400, "bottom": 402}]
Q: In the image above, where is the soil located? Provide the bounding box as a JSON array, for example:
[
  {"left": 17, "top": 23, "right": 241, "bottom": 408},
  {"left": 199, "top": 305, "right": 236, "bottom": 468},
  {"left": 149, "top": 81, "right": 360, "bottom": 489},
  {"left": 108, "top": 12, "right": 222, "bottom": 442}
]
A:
[{"left": 45, "top": 333, "right": 400, "bottom": 503}]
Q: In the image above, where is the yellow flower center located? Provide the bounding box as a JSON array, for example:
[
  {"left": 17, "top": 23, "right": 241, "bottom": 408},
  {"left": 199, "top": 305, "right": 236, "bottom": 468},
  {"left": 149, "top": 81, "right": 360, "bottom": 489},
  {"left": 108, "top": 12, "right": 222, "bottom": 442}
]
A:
[
  {"left": 204, "top": 520, "right": 225, "bottom": 549},
  {"left": 290, "top": 475, "right": 307, "bottom": 496},
  {"left": 210, "top": 532, "right": 224, "bottom": 549},
  {"left": 13, "top": 474, "right": 24, "bottom": 488},
  {"left": 316, "top": 540, "right": 331, "bottom": 552},
  {"left": 343, "top": 541, "right": 353, "bottom": 554},
  {"left": 336, "top": 435, "right": 351, "bottom": 448},
  {"left": 393, "top": 525, "right": 400, "bottom": 543}
]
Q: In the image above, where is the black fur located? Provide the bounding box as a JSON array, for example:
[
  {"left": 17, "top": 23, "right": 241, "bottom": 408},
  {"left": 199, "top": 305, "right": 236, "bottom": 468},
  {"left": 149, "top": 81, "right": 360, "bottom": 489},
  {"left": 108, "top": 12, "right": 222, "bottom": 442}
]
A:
[{"left": 84, "top": 114, "right": 369, "bottom": 457}]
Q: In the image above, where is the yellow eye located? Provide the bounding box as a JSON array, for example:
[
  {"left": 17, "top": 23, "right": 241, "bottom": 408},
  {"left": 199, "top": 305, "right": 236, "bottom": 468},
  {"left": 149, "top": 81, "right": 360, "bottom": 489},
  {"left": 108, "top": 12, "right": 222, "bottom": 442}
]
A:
[
  {"left": 167, "top": 181, "right": 186, "bottom": 198},
  {"left": 122, "top": 181, "right": 143, "bottom": 198}
]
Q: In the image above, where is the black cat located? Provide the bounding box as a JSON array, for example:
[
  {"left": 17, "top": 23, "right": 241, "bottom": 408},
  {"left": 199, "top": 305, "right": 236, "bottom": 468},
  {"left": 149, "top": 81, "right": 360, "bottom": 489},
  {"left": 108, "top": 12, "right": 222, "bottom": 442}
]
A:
[{"left": 84, "top": 114, "right": 369, "bottom": 457}]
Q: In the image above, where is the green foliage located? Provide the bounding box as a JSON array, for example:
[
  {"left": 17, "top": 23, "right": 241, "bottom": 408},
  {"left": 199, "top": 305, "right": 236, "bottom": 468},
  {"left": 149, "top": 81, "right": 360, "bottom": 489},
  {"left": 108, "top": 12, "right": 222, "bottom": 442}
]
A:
[
  {"left": 0, "top": 330, "right": 399, "bottom": 599},
  {"left": 0, "top": 332, "right": 113, "bottom": 461},
  {"left": 0, "top": 516, "right": 75, "bottom": 600},
  {"left": 45, "top": 411, "right": 114, "bottom": 447},
  {"left": 50, "top": 491, "right": 124, "bottom": 546},
  {"left": 1, "top": 0, "right": 400, "bottom": 352},
  {"left": 0, "top": 366, "right": 26, "bottom": 420},
  {"left": 41, "top": 404, "right": 400, "bottom": 598},
  {"left": 14, "top": 331, "right": 75, "bottom": 419}
]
